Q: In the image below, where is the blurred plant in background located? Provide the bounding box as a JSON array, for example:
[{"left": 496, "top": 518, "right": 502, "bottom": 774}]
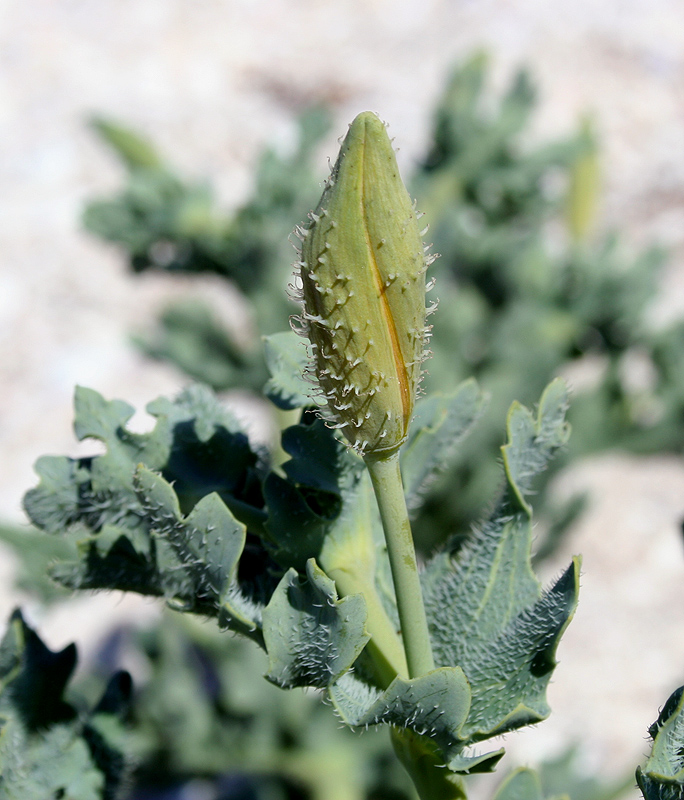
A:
[
  {"left": 406, "top": 54, "right": 680, "bottom": 551},
  {"left": 83, "top": 105, "right": 331, "bottom": 395}
]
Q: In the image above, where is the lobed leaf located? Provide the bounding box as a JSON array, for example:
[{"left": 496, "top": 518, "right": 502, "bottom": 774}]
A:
[
  {"left": 502, "top": 378, "right": 570, "bottom": 514},
  {"left": 421, "top": 380, "right": 579, "bottom": 747},
  {"left": 133, "top": 466, "right": 261, "bottom": 639},
  {"left": 330, "top": 666, "right": 502, "bottom": 774},
  {"left": 23, "top": 385, "right": 271, "bottom": 634},
  {"left": 263, "top": 559, "right": 369, "bottom": 688}
]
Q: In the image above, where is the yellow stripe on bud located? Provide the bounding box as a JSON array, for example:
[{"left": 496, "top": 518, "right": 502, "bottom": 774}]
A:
[{"left": 295, "top": 111, "right": 431, "bottom": 456}]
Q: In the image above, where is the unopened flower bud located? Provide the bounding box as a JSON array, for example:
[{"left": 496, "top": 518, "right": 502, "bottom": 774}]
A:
[{"left": 293, "top": 111, "right": 432, "bottom": 456}]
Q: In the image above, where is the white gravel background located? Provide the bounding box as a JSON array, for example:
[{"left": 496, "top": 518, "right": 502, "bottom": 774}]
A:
[{"left": 2, "top": 0, "right": 684, "bottom": 793}]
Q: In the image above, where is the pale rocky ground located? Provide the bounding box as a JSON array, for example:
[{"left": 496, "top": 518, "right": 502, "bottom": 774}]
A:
[{"left": 2, "top": 0, "right": 684, "bottom": 794}]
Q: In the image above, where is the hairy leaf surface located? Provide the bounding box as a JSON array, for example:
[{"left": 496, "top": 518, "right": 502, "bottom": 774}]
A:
[
  {"left": 263, "top": 559, "right": 369, "bottom": 688},
  {"left": 133, "top": 466, "right": 261, "bottom": 639},
  {"left": 330, "top": 667, "right": 502, "bottom": 774},
  {"left": 24, "top": 385, "right": 271, "bottom": 632},
  {"left": 637, "top": 686, "right": 684, "bottom": 800},
  {"left": 421, "top": 379, "right": 579, "bottom": 743}
]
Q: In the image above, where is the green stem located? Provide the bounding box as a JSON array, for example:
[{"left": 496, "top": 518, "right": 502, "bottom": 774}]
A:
[
  {"left": 391, "top": 729, "right": 467, "bottom": 800},
  {"left": 364, "top": 451, "right": 434, "bottom": 679},
  {"left": 329, "top": 567, "right": 407, "bottom": 685}
]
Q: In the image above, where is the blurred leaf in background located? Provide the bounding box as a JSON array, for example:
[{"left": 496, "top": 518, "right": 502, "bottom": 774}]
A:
[
  {"left": 92, "top": 614, "right": 414, "bottom": 800},
  {"left": 0, "top": 610, "right": 132, "bottom": 800},
  {"left": 83, "top": 108, "right": 331, "bottom": 395},
  {"left": 408, "top": 53, "right": 677, "bottom": 550},
  {"left": 0, "top": 522, "right": 75, "bottom": 603}
]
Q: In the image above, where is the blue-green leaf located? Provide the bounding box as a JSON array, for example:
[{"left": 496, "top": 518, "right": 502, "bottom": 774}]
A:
[
  {"left": 133, "top": 466, "right": 261, "bottom": 640},
  {"left": 502, "top": 378, "right": 570, "bottom": 514},
  {"left": 330, "top": 666, "right": 502, "bottom": 773},
  {"left": 421, "top": 379, "right": 578, "bottom": 745},
  {"left": 24, "top": 385, "right": 270, "bottom": 629},
  {"left": 263, "top": 559, "right": 369, "bottom": 688}
]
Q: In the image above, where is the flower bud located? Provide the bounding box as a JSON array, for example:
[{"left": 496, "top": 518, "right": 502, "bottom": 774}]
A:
[{"left": 293, "top": 111, "right": 432, "bottom": 456}]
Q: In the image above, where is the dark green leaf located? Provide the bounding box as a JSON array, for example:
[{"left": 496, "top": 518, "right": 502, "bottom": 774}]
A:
[
  {"left": 0, "top": 611, "right": 131, "bottom": 800},
  {"left": 264, "top": 419, "right": 366, "bottom": 570}
]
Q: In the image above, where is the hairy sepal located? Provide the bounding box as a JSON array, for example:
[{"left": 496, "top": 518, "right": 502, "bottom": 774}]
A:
[{"left": 297, "top": 111, "right": 430, "bottom": 456}]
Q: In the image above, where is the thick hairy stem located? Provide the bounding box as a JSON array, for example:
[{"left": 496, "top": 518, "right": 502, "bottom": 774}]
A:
[{"left": 364, "top": 451, "right": 434, "bottom": 679}]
